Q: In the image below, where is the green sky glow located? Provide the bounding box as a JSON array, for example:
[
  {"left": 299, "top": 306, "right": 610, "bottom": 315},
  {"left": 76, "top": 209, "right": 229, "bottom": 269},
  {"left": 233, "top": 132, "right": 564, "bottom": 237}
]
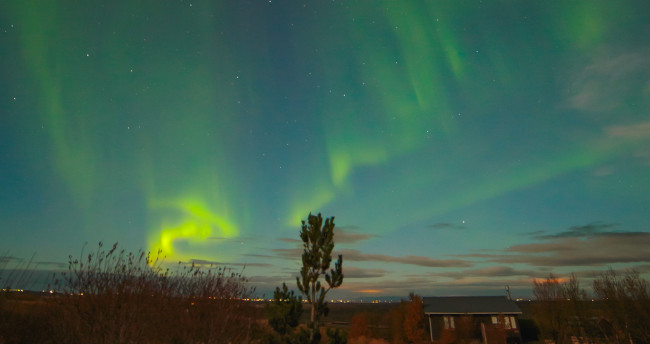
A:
[{"left": 2, "top": 0, "right": 649, "bottom": 297}]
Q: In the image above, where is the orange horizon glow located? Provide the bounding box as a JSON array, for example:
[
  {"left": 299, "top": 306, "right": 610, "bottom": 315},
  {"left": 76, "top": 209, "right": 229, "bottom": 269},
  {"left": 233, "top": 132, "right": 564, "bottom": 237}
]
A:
[
  {"left": 533, "top": 277, "right": 566, "bottom": 284},
  {"left": 359, "top": 289, "right": 382, "bottom": 293}
]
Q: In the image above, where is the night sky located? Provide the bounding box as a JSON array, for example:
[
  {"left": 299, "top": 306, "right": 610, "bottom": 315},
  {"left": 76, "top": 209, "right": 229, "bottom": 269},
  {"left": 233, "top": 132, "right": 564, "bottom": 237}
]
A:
[{"left": 1, "top": 1, "right": 649, "bottom": 298}]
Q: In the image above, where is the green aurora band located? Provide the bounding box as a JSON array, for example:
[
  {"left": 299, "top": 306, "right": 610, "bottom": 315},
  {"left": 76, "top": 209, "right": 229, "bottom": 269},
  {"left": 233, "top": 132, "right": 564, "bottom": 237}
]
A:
[{"left": 4, "top": 0, "right": 647, "bottom": 264}]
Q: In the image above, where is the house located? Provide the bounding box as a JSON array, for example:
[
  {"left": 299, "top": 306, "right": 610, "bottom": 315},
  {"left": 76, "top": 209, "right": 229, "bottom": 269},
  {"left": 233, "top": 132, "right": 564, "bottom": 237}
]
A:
[{"left": 423, "top": 296, "right": 522, "bottom": 344}]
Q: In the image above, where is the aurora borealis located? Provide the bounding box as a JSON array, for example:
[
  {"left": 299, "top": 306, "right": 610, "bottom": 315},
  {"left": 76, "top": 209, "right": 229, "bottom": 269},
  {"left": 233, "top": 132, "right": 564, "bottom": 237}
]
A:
[{"left": 1, "top": 1, "right": 649, "bottom": 298}]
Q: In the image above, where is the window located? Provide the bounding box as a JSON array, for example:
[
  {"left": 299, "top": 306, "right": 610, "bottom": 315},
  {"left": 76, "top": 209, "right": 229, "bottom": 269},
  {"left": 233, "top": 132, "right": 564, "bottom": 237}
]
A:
[
  {"left": 443, "top": 316, "right": 455, "bottom": 329},
  {"left": 504, "top": 315, "right": 511, "bottom": 329},
  {"left": 491, "top": 316, "right": 498, "bottom": 324},
  {"left": 510, "top": 316, "right": 517, "bottom": 329}
]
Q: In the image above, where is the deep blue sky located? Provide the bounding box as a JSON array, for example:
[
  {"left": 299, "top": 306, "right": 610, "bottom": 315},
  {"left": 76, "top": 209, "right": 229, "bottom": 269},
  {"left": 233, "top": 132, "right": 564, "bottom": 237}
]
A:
[{"left": 1, "top": 1, "right": 649, "bottom": 298}]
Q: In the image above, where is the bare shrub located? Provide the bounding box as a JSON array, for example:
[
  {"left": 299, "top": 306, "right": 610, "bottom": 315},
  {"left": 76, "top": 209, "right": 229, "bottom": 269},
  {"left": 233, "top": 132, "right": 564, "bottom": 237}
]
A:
[
  {"left": 51, "top": 242, "right": 258, "bottom": 344},
  {"left": 532, "top": 274, "right": 583, "bottom": 344},
  {"left": 593, "top": 269, "right": 650, "bottom": 344},
  {"left": 531, "top": 270, "right": 648, "bottom": 344}
]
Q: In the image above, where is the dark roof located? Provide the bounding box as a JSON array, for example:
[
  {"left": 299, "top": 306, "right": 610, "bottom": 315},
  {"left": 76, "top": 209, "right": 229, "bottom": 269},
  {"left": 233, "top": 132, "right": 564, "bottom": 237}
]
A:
[{"left": 423, "top": 296, "right": 522, "bottom": 315}]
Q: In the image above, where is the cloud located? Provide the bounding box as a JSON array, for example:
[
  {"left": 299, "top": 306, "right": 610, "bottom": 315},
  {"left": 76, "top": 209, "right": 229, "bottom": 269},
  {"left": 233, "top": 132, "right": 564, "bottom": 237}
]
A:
[
  {"left": 524, "top": 230, "right": 546, "bottom": 236},
  {"left": 270, "top": 248, "right": 302, "bottom": 260},
  {"left": 337, "top": 225, "right": 360, "bottom": 231},
  {"left": 533, "top": 222, "right": 618, "bottom": 239},
  {"left": 242, "top": 253, "right": 279, "bottom": 259},
  {"left": 275, "top": 227, "right": 378, "bottom": 246},
  {"left": 509, "top": 231, "right": 650, "bottom": 254},
  {"left": 435, "top": 266, "right": 538, "bottom": 280},
  {"left": 463, "top": 232, "right": 650, "bottom": 267},
  {"left": 187, "top": 259, "right": 272, "bottom": 268},
  {"left": 592, "top": 165, "right": 615, "bottom": 177},
  {"left": 565, "top": 50, "right": 650, "bottom": 114},
  {"left": 430, "top": 222, "right": 466, "bottom": 230},
  {"left": 422, "top": 277, "right": 535, "bottom": 296},
  {"left": 339, "top": 276, "right": 436, "bottom": 294},
  {"left": 249, "top": 263, "right": 650, "bottom": 299},
  {"left": 343, "top": 266, "right": 387, "bottom": 279},
  {"left": 453, "top": 222, "right": 650, "bottom": 269},
  {"left": 603, "top": 121, "right": 650, "bottom": 165},
  {"left": 269, "top": 248, "right": 472, "bottom": 268},
  {"left": 333, "top": 228, "right": 378, "bottom": 244},
  {"left": 339, "top": 249, "right": 473, "bottom": 268},
  {"left": 560, "top": 265, "right": 650, "bottom": 279},
  {"left": 634, "top": 149, "right": 650, "bottom": 166},
  {"left": 338, "top": 275, "right": 536, "bottom": 297},
  {"left": 606, "top": 121, "right": 650, "bottom": 139}
]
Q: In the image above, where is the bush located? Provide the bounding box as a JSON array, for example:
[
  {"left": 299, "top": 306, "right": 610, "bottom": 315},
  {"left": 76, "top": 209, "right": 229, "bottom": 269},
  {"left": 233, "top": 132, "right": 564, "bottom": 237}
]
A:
[
  {"left": 349, "top": 312, "right": 371, "bottom": 339},
  {"left": 48, "top": 242, "right": 259, "bottom": 344}
]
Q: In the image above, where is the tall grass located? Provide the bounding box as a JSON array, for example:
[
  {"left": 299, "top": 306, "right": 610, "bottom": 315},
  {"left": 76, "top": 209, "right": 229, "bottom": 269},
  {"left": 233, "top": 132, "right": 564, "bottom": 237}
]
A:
[
  {"left": 0, "top": 252, "right": 38, "bottom": 291},
  {"left": 1, "top": 242, "right": 260, "bottom": 344}
]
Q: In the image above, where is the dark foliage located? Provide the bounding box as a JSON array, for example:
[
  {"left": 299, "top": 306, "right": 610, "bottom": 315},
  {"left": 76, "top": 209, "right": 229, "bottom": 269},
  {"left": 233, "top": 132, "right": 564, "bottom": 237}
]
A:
[
  {"left": 266, "top": 282, "right": 303, "bottom": 335},
  {"left": 296, "top": 213, "right": 344, "bottom": 344}
]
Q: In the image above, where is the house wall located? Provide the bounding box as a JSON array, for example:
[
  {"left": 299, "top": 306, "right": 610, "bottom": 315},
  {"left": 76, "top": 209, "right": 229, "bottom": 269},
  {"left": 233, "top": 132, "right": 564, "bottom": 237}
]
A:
[{"left": 426, "top": 314, "right": 522, "bottom": 344}]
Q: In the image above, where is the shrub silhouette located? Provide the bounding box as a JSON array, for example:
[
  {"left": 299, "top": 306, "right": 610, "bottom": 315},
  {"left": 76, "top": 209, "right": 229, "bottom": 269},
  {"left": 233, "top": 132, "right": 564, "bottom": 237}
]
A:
[{"left": 47, "top": 242, "right": 259, "bottom": 344}]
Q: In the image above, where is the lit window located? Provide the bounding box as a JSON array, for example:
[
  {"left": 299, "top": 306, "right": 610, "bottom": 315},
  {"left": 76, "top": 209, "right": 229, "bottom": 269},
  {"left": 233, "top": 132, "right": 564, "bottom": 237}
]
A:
[
  {"left": 443, "top": 316, "right": 455, "bottom": 329},
  {"left": 504, "top": 316, "right": 511, "bottom": 329},
  {"left": 510, "top": 316, "right": 517, "bottom": 329},
  {"left": 491, "top": 316, "right": 498, "bottom": 324}
]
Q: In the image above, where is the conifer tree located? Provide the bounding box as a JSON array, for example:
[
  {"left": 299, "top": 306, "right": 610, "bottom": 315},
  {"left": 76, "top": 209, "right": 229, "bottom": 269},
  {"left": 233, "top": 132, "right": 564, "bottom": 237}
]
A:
[
  {"left": 266, "top": 282, "right": 303, "bottom": 336},
  {"left": 296, "top": 213, "right": 344, "bottom": 344}
]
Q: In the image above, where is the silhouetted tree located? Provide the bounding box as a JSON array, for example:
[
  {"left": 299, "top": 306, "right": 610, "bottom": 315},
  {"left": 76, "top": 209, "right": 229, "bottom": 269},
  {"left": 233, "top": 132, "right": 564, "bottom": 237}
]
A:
[{"left": 296, "top": 213, "right": 344, "bottom": 344}]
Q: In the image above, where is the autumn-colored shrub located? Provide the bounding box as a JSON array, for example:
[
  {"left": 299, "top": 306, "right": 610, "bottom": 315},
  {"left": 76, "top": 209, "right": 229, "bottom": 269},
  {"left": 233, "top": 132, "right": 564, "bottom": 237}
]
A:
[
  {"left": 389, "top": 293, "right": 428, "bottom": 344},
  {"left": 403, "top": 294, "right": 426, "bottom": 343},
  {"left": 350, "top": 312, "right": 371, "bottom": 339},
  {"left": 438, "top": 328, "right": 457, "bottom": 344}
]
